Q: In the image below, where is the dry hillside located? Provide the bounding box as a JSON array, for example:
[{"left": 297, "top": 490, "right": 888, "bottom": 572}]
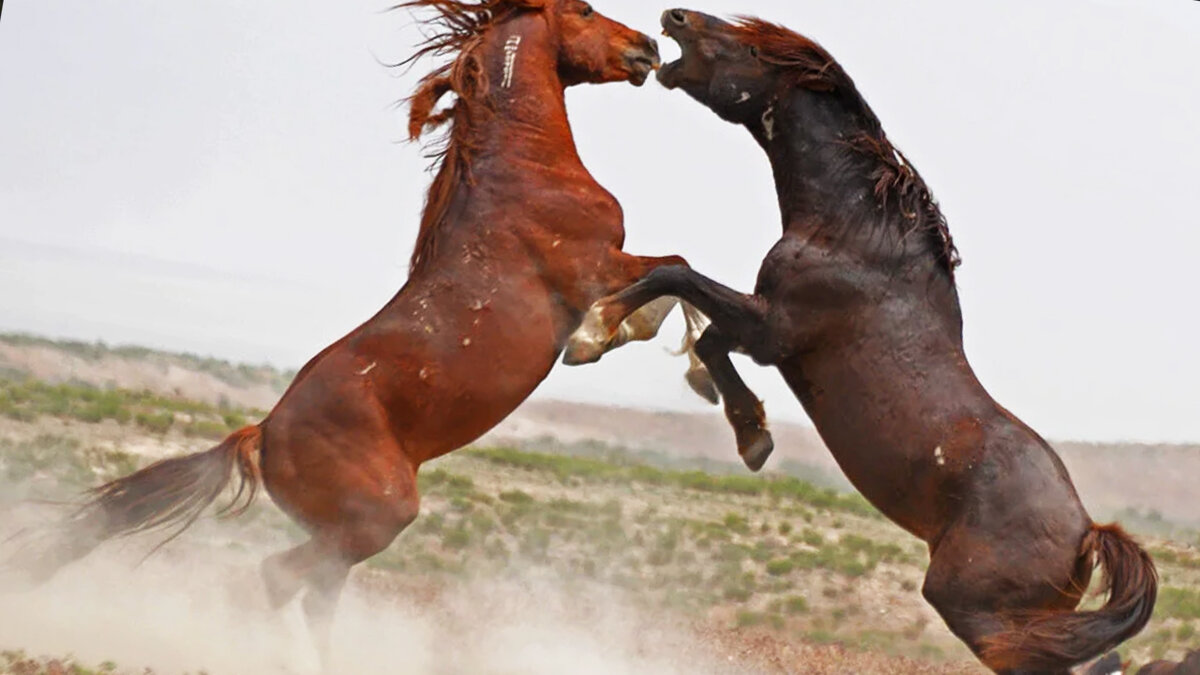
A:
[{"left": 0, "top": 333, "right": 1198, "bottom": 673}]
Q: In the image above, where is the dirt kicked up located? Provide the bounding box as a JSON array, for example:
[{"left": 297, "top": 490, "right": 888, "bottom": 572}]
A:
[{"left": 0, "top": 535, "right": 977, "bottom": 675}]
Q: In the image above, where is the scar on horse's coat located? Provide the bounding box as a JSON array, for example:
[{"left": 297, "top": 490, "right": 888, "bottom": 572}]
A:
[{"left": 502, "top": 35, "right": 522, "bottom": 88}]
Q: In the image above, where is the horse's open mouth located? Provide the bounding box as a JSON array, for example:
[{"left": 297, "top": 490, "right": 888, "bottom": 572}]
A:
[{"left": 656, "top": 10, "right": 692, "bottom": 89}]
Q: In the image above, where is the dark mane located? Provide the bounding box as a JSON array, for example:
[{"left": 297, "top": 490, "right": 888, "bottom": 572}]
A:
[
  {"left": 732, "top": 18, "right": 961, "bottom": 273},
  {"left": 394, "top": 0, "right": 539, "bottom": 274}
]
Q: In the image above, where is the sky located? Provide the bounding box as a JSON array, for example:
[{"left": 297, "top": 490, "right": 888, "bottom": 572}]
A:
[{"left": 0, "top": 0, "right": 1197, "bottom": 443}]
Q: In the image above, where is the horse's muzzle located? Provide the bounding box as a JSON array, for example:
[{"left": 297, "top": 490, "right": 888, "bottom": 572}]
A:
[{"left": 624, "top": 38, "right": 661, "bottom": 87}]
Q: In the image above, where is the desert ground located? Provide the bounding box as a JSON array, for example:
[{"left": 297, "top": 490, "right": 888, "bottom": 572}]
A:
[{"left": 1, "top": 333, "right": 1197, "bottom": 674}]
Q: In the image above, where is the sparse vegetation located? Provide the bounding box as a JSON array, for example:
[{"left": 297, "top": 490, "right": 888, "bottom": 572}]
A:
[
  {"left": 3, "top": 347, "right": 1200, "bottom": 671},
  {"left": 0, "top": 377, "right": 263, "bottom": 439},
  {"left": 468, "top": 446, "right": 878, "bottom": 517}
]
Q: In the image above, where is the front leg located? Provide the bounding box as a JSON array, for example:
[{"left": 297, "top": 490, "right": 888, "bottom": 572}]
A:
[
  {"left": 564, "top": 253, "right": 689, "bottom": 362},
  {"left": 564, "top": 265, "right": 766, "bottom": 365},
  {"left": 694, "top": 326, "right": 774, "bottom": 471}
]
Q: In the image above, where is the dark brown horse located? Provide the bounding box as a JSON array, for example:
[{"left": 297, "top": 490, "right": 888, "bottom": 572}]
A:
[
  {"left": 565, "top": 10, "right": 1157, "bottom": 674},
  {"left": 20, "top": 0, "right": 694, "bottom": 667}
]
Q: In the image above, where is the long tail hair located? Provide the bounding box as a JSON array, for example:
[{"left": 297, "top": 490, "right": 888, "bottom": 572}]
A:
[
  {"left": 72, "top": 425, "right": 263, "bottom": 553},
  {"left": 981, "top": 523, "right": 1157, "bottom": 671}
]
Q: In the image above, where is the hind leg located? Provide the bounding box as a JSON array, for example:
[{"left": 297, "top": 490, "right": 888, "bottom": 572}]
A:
[
  {"left": 921, "top": 521, "right": 1089, "bottom": 674},
  {"left": 263, "top": 484, "right": 419, "bottom": 672},
  {"left": 261, "top": 538, "right": 325, "bottom": 609},
  {"left": 302, "top": 485, "right": 419, "bottom": 673},
  {"left": 260, "top": 418, "right": 422, "bottom": 670}
]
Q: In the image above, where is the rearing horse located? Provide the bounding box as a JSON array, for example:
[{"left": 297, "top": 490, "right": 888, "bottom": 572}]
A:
[
  {"left": 22, "top": 0, "right": 693, "bottom": 667},
  {"left": 566, "top": 10, "right": 1157, "bottom": 674}
]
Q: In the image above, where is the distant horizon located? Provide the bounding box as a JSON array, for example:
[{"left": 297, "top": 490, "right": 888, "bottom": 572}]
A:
[
  {"left": 2, "top": 0, "right": 1197, "bottom": 444},
  {"left": 2, "top": 320, "right": 1197, "bottom": 449}
]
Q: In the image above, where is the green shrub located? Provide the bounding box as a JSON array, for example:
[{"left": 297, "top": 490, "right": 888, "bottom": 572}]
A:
[
  {"left": 783, "top": 595, "right": 809, "bottom": 614},
  {"left": 1158, "top": 587, "right": 1200, "bottom": 620},
  {"left": 183, "top": 420, "right": 228, "bottom": 439},
  {"left": 135, "top": 411, "right": 174, "bottom": 434},
  {"left": 800, "top": 528, "right": 824, "bottom": 547},
  {"left": 723, "top": 512, "right": 750, "bottom": 535},
  {"left": 765, "top": 558, "right": 795, "bottom": 576},
  {"left": 442, "top": 526, "right": 471, "bottom": 550},
  {"left": 499, "top": 489, "right": 534, "bottom": 504}
]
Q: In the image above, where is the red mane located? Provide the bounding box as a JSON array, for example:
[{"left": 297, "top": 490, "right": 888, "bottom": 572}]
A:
[{"left": 395, "top": 0, "right": 541, "bottom": 274}]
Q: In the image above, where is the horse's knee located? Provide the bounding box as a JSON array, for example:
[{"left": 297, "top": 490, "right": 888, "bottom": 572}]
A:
[
  {"left": 693, "top": 326, "right": 726, "bottom": 359},
  {"left": 338, "top": 495, "right": 419, "bottom": 563},
  {"left": 262, "top": 550, "right": 304, "bottom": 609}
]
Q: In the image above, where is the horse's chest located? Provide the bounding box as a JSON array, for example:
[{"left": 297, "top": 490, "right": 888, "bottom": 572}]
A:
[
  {"left": 757, "top": 238, "right": 867, "bottom": 335},
  {"left": 542, "top": 181, "right": 625, "bottom": 244}
]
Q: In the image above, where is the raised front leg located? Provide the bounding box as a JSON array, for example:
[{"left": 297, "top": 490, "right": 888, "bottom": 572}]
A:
[
  {"left": 564, "top": 265, "right": 766, "bottom": 365},
  {"left": 565, "top": 265, "right": 776, "bottom": 469},
  {"left": 694, "top": 326, "right": 774, "bottom": 471},
  {"left": 572, "top": 253, "right": 708, "bottom": 372}
]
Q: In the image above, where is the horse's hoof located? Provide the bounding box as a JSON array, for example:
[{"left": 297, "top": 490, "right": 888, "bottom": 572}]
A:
[
  {"left": 562, "top": 337, "right": 605, "bottom": 366},
  {"left": 563, "top": 307, "right": 610, "bottom": 365},
  {"left": 685, "top": 366, "right": 720, "bottom": 405},
  {"left": 740, "top": 430, "right": 774, "bottom": 472}
]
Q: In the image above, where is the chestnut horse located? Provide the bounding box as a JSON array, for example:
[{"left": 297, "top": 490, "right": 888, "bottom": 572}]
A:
[
  {"left": 21, "top": 0, "right": 695, "bottom": 667},
  {"left": 565, "top": 10, "right": 1157, "bottom": 674}
]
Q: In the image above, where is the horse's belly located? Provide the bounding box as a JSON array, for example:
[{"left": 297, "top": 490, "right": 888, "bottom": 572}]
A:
[{"left": 382, "top": 296, "right": 567, "bottom": 459}]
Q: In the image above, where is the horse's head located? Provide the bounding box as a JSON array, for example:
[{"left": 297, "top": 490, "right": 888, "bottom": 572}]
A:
[
  {"left": 535, "top": 0, "right": 660, "bottom": 87},
  {"left": 657, "top": 9, "right": 836, "bottom": 125}
]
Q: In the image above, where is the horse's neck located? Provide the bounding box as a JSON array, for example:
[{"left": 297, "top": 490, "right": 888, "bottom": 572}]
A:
[
  {"left": 753, "top": 90, "right": 879, "bottom": 235},
  {"left": 758, "top": 90, "right": 964, "bottom": 323},
  {"left": 474, "top": 20, "right": 583, "bottom": 170}
]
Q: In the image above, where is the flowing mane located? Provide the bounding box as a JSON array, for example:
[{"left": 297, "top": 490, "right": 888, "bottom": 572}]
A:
[
  {"left": 732, "top": 18, "right": 961, "bottom": 273},
  {"left": 395, "top": 0, "right": 541, "bottom": 274}
]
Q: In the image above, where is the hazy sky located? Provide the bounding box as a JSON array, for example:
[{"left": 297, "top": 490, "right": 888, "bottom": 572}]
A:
[{"left": 1, "top": 0, "right": 1197, "bottom": 443}]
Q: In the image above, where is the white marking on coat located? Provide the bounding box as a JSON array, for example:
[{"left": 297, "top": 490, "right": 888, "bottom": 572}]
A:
[
  {"left": 462, "top": 338, "right": 472, "bottom": 347},
  {"left": 934, "top": 446, "right": 945, "bottom": 466},
  {"left": 762, "top": 103, "right": 777, "bottom": 141},
  {"left": 737, "top": 91, "right": 751, "bottom": 103},
  {"left": 358, "top": 362, "right": 377, "bottom": 376},
  {"left": 502, "top": 36, "right": 522, "bottom": 88}
]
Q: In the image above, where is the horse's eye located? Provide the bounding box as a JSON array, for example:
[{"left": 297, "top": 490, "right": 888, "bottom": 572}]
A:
[
  {"left": 580, "top": 3, "right": 594, "bottom": 17},
  {"left": 748, "top": 45, "right": 760, "bottom": 59}
]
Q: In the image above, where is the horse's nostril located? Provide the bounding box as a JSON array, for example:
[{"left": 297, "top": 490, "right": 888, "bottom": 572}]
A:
[{"left": 669, "top": 9, "right": 687, "bottom": 26}]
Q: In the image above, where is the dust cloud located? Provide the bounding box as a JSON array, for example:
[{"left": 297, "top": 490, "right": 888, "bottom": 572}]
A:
[{"left": 0, "top": 515, "right": 739, "bottom": 675}]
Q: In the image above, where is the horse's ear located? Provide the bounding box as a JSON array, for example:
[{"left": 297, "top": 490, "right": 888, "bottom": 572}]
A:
[{"left": 408, "top": 75, "right": 454, "bottom": 140}]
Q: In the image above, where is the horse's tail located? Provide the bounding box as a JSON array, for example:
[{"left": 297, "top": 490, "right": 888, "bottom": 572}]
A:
[
  {"left": 981, "top": 523, "right": 1157, "bottom": 671},
  {"left": 68, "top": 425, "right": 264, "bottom": 552}
]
